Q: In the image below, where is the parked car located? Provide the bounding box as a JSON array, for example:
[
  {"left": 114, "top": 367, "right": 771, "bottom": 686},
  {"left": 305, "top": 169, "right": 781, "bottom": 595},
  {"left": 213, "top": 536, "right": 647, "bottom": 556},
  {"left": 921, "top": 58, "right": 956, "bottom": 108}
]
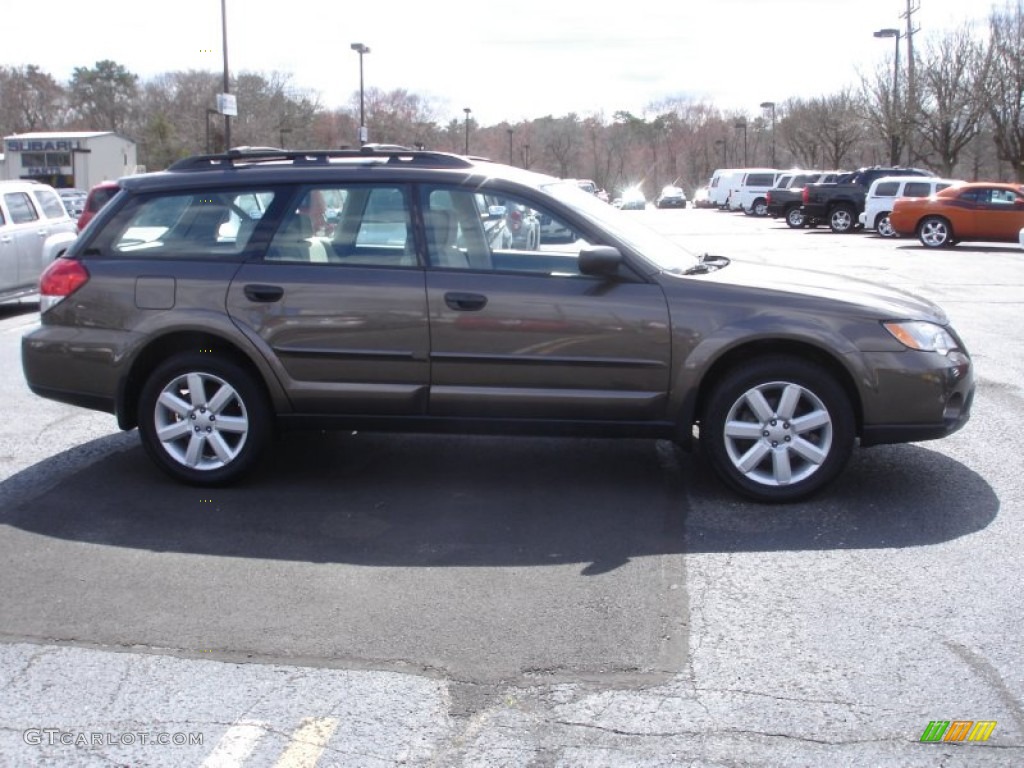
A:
[
  {"left": 504, "top": 201, "right": 540, "bottom": 249},
  {"left": 801, "top": 166, "right": 932, "bottom": 233},
  {"left": 619, "top": 187, "right": 647, "bottom": 210},
  {"left": 58, "top": 188, "right": 87, "bottom": 218},
  {"left": 22, "top": 147, "right": 974, "bottom": 502},
  {"left": 656, "top": 185, "right": 687, "bottom": 209},
  {"left": 1, "top": 180, "right": 78, "bottom": 304},
  {"left": 729, "top": 169, "right": 782, "bottom": 216},
  {"left": 859, "top": 176, "right": 961, "bottom": 237},
  {"left": 765, "top": 171, "right": 843, "bottom": 228},
  {"left": 889, "top": 182, "right": 1024, "bottom": 247},
  {"left": 707, "top": 168, "right": 742, "bottom": 209},
  {"left": 692, "top": 186, "right": 712, "bottom": 208},
  {"left": 77, "top": 180, "right": 120, "bottom": 231}
]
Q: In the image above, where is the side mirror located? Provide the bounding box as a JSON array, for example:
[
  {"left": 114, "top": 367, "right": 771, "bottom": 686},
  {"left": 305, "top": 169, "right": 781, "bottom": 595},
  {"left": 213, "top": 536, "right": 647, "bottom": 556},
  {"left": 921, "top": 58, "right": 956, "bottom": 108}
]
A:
[{"left": 579, "top": 245, "right": 623, "bottom": 276}]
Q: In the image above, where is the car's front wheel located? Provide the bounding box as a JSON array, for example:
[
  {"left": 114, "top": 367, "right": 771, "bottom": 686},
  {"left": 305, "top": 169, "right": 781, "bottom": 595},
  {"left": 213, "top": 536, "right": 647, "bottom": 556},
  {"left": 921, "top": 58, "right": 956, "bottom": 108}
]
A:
[
  {"left": 702, "top": 358, "right": 855, "bottom": 502},
  {"left": 785, "top": 206, "right": 806, "bottom": 229},
  {"left": 138, "top": 353, "right": 271, "bottom": 485},
  {"left": 918, "top": 216, "right": 954, "bottom": 248}
]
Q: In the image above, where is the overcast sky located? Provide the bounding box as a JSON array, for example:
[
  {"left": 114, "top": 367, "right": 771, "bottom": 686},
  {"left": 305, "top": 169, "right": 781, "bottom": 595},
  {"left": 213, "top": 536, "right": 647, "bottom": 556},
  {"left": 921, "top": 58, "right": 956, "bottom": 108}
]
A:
[{"left": 2, "top": 0, "right": 997, "bottom": 125}]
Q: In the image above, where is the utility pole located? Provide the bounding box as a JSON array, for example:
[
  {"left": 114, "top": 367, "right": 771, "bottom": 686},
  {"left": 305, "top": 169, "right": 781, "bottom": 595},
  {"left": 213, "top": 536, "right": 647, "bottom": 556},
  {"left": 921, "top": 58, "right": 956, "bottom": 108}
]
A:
[{"left": 901, "top": 0, "right": 920, "bottom": 164}]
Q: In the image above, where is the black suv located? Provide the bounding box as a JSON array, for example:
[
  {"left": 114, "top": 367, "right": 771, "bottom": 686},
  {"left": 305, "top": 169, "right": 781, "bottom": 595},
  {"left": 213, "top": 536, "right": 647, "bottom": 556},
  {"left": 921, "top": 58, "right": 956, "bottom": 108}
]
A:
[{"left": 22, "top": 148, "right": 974, "bottom": 502}]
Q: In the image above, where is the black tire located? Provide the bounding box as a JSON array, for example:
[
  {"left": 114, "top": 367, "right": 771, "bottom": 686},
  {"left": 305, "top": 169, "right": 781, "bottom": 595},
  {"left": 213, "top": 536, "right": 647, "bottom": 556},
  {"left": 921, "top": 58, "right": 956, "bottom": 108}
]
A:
[
  {"left": 917, "top": 216, "right": 954, "bottom": 248},
  {"left": 137, "top": 352, "right": 272, "bottom": 485},
  {"left": 702, "top": 357, "right": 855, "bottom": 503},
  {"left": 829, "top": 204, "right": 856, "bottom": 233},
  {"left": 752, "top": 198, "right": 768, "bottom": 217},
  {"left": 785, "top": 206, "right": 806, "bottom": 229}
]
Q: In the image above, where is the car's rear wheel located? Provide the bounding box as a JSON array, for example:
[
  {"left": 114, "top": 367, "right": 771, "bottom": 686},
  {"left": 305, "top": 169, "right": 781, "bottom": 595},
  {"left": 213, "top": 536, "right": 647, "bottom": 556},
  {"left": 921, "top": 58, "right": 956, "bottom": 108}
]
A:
[
  {"left": 876, "top": 213, "right": 896, "bottom": 237},
  {"left": 702, "top": 357, "right": 855, "bottom": 502},
  {"left": 752, "top": 198, "right": 768, "bottom": 217},
  {"left": 829, "top": 204, "right": 856, "bottom": 233},
  {"left": 138, "top": 353, "right": 271, "bottom": 485},
  {"left": 785, "top": 206, "right": 806, "bottom": 228},
  {"left": 918, "top": 216, "right": 954, "bottom": 248}
]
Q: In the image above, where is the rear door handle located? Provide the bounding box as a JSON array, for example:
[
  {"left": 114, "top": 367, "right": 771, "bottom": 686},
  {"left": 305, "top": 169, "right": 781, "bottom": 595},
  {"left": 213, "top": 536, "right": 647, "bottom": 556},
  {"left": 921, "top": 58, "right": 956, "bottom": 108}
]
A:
[
  {"left": 444, "top": 292, "right": 487, "bottom": 311},
  {"left": 243, "top": 284, "right": 284, "bottom": 303}
]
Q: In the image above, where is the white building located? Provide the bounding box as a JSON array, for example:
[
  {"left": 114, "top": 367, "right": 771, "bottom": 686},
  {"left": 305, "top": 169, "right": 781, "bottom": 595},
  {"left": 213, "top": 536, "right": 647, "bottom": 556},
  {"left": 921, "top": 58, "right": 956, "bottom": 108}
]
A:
[{"left": 1, "top": 131, "right": 138, "bottom": 190}]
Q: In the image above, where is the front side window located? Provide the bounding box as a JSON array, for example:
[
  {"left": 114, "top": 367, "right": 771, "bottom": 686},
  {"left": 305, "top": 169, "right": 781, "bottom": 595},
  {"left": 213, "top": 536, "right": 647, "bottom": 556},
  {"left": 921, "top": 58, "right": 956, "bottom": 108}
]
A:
[
  {"left": 266, "top": 185, "right": 413, "bottom": 267},
  {"left": 105, "top": 189, "right": 276, "bottom": 257},
  {"left": 3, "top": 192, "right": 39, "bottom": 224},
  {"left": 420, "top": 186, "right": 596, "bottom": 276}
]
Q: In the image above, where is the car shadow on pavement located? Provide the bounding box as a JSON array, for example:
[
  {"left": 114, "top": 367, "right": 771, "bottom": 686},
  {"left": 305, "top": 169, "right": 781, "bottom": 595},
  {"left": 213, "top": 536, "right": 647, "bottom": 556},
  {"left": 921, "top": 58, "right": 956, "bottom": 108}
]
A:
[{"left": 0, "top": 430, "right": 999, "bottom": 565}]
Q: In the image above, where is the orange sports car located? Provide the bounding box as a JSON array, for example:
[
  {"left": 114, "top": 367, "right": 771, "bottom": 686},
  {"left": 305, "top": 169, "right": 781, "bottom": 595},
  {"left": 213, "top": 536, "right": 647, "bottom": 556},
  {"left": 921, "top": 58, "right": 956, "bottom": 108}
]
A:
[{"left": 889, "top": 181, "right": 1024, "bottom": 248}]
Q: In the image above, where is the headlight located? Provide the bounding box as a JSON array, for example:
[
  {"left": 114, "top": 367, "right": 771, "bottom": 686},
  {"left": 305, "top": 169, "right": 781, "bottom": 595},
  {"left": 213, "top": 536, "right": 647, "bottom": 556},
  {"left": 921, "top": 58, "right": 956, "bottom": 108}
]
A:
[{"left": 883, "top": 321, "right": 958, "bottom": 354}]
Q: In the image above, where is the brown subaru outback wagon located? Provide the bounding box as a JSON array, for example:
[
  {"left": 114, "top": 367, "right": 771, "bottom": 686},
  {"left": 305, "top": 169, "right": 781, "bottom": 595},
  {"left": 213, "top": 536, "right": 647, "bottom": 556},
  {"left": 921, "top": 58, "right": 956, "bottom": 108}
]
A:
[{"left": 21, "top": 148, "right": 974, "bottom": 502}]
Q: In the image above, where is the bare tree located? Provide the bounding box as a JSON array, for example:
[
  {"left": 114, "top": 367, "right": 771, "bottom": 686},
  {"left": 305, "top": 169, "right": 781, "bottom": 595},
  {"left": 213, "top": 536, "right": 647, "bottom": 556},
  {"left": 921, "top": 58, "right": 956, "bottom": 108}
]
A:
[
  {"left": 984, "top": 0, "right": 1024, "bottom": 181},
  {"left": 860, "top": 64, "right": 904, "bottom": 164},
  {"left": 0, "top": 65, "right": 67, "bottom": 135},
  {"left": 533, "top": 114, "right": 582, "bottom": 178},
  {"left": 914, "top": 26, "right": 988, "bottom": 176}
]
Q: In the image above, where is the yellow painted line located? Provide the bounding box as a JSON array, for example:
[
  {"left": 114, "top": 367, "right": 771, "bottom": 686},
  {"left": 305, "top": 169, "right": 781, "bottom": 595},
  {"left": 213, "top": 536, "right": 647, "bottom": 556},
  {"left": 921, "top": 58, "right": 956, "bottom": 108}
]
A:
[
  {"left": 201, "top": 720, "right": 267, "bottom": 768},
  {"left": 273, "top": 717, "right": 340, "bottom": 768}
]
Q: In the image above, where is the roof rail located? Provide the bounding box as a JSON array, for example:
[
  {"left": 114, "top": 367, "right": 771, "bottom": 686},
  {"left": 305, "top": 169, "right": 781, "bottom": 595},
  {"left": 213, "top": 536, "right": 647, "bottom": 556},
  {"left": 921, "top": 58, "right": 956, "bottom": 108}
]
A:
[{"left": 167, "top": 146, "right": 475, "bottom": 172}]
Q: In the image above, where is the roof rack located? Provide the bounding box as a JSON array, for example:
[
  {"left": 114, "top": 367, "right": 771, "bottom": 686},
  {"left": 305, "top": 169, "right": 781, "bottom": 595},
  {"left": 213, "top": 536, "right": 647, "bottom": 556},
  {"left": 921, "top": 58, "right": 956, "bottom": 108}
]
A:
[{"left": 167, "top": 146, "right": 475, "bottom": 172}]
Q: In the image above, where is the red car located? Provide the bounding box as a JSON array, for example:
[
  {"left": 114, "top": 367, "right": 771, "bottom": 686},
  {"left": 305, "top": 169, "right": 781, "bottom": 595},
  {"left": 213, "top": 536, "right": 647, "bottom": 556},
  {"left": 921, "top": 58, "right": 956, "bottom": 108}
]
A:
[
  {"left": 889, "top": 182, "right": 1024, "bottom": 248},
  {"left": 76, "top": 180, "right": 120, "bottom": 231}
]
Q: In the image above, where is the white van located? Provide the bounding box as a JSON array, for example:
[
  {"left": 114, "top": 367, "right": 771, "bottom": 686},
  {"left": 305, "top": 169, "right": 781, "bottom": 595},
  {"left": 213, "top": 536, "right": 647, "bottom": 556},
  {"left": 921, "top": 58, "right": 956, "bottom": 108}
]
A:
[
  {"left": 729, "top": 168, "right": 783, "bottom": 215},
  {"left": 708, "top": 168, "right": 743, "bottom": 209},
  {"left": 859, "top": 176, "right": 961, "bottom": 237}
]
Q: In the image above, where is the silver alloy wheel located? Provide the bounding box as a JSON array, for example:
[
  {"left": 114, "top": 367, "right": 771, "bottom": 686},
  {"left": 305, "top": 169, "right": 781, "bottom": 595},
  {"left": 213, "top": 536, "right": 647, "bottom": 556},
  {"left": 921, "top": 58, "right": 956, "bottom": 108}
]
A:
[
  {"left": 786, "top": 207, "right": 805, "bottom": 228},
  {"left": 830, "top": 207, "right": 854, "bottom": 232},
  {"left": 876, "top": 213, "right": 895, "bottom": 237},
  {"left": 753, "top": 199, "right": 768, "bottom": 216},
  {"left": 919, "top": 217, "right": 951, "bottom": 247},
  {"left": 153, "top": 371, "right": 250, "bottom": 470},
  {"left": 721, "top": 380, "right": 833, "bottom": 487}
]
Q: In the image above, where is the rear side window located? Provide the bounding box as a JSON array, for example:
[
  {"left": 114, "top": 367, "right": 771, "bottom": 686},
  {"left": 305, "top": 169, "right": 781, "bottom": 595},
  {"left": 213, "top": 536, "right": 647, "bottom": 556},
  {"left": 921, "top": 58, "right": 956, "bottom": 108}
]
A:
[
  {"left": 103, "top": 189, "right": 276, "bottom": 257},
  {"left": 33, "top": 188, "right": 68, "bottom": 219},
  {"left": 3, "top": 192, "right": 39, "bottom": 224},
  {"left": 744, "top": 173, "right": 776, "bottom": 187},
  {"left": 874, "top": 182, "right": 900, "bottom": 197},
  {"left": 902, "top": 182, "right": 932, "bottom": 197},
  {"left": 265, "top": 185, "right": 413, "bottom": 267},
  {"left": 86, "top": 187, "right": 117, "bottom": 212}
]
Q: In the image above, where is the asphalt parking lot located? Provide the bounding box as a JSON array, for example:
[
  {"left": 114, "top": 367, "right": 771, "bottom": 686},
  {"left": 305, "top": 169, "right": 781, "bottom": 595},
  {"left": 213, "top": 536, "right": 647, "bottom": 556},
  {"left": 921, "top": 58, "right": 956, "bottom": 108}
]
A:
[{"left": 0, "top": 208, "right": 1021, "bottom": 766}]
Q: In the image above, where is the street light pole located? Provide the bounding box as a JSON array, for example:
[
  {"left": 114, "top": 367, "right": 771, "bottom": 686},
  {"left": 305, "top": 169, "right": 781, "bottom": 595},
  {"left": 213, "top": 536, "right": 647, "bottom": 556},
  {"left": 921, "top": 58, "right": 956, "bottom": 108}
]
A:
[
  {"left": 759, "top": 101, "right": 776, "bottom": 167},
  {"left": 735, "top": 121, "right": 748, "bottom": 166},
  {"left": 221, "top": 0, "right": 231, "bottom": 150},
  {"left": 463, "top": 107, "right": 472, "bottom": 154},
  {"left": 350, "top": 43, "right": 371, "bottom": 145},
  {"left": 874, "top": 28, "right": 902, "bottom": 165}
]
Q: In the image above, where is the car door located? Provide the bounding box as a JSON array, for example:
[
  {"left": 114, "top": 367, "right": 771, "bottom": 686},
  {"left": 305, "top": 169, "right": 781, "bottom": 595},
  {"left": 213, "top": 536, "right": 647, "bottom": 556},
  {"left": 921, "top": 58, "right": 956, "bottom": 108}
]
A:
[
  {"left": 0, "top": 199, "right": 15, "bottom": 293},
  {"left": 419, "top": 185, "right": 672, "bottom": 421},
  {"left": 226, "top": 183, "right": 430, "bottom": 415},
  {"left": 977, "top": 187, "right": 1024, "bottom": 240},
  {"left": 1, "top": 190, "right": 45, "bottom": 289}
]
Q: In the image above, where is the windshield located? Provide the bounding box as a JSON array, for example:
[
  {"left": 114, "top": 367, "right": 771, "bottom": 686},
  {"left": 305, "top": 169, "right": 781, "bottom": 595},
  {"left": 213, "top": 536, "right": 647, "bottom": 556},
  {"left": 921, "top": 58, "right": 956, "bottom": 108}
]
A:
[{"left": 542, "top": 180, "right": 700, "bottom": 272}]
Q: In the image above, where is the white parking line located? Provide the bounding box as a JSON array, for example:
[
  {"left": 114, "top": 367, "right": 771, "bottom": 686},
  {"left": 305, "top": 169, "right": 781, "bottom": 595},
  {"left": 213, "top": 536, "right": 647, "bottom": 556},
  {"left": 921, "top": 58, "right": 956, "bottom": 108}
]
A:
[
  {"left": 273, "top": 717, "right": 340, "bottom": 768},
  {"left": 200, "top": 720, "right": 267, "bottom": 768}
]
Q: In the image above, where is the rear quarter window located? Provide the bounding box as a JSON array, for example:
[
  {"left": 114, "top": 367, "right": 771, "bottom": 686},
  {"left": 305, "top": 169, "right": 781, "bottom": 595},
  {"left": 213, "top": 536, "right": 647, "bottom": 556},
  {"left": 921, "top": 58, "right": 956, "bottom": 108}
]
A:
[
  {"left": 874, "top": 182, "right": 900, "bottom": 197},
  {"left": 33, "top": 188, "right": 68, "bottom": 219},
  {"left": 2, "top": 192, "right": 39, "bottom": 224}
]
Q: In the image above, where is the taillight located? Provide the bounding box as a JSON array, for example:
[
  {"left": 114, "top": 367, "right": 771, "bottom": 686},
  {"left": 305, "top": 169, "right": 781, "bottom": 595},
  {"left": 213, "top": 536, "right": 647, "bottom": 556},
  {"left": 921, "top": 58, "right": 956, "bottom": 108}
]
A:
[
  {"left": 39, "top": 258, "right": 89, "bottom": 312},
  {"left": 766, "top": 192, "right": 772, "bottom": 204},
  {"left": 509, "top": 209, "right": 523, "bottom": 231},
  {"left": 802, "top": 188, "right": 810, "bottom": 203}
]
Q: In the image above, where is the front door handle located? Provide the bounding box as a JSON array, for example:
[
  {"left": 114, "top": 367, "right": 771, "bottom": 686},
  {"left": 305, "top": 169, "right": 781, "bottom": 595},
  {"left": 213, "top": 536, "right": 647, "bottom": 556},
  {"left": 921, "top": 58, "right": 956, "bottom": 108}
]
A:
[
  {"left": 244, "top": 284, "right": 284, "bottom": 303},
  {"left": 444, "top": 292, "right": 487, "bottom": 311}
]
